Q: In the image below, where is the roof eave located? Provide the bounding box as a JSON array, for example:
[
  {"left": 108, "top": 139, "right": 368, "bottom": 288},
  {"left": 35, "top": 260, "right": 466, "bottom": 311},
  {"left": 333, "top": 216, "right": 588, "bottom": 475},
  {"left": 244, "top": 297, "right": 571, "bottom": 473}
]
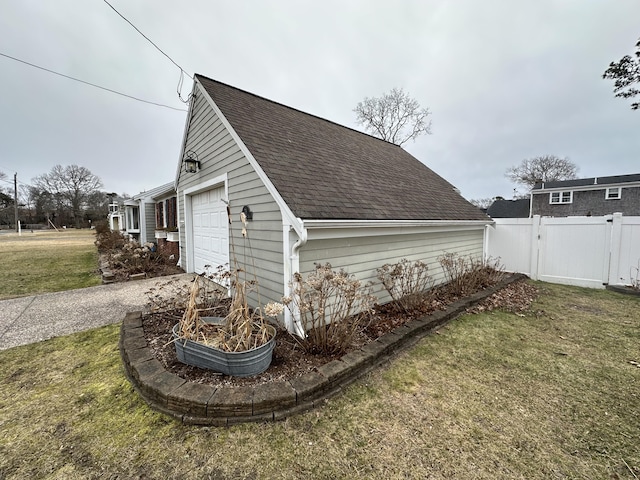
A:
[{"left": 533, "top": 181, "right": 640, "bottom": 193}]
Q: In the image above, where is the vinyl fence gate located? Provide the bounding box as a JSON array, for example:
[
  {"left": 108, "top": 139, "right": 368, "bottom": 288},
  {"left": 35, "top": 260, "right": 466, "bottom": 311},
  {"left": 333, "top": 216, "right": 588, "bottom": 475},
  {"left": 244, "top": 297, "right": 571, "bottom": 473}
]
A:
[{"left": 485, "top": 213, "right": 640, "bottom": 289}]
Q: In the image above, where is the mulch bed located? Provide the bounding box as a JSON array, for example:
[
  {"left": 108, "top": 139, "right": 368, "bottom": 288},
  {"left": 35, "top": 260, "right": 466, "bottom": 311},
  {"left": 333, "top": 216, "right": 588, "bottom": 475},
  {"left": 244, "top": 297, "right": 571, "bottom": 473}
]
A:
[{"left": 141, "top": 278, "right": 538, "bottom": 388}]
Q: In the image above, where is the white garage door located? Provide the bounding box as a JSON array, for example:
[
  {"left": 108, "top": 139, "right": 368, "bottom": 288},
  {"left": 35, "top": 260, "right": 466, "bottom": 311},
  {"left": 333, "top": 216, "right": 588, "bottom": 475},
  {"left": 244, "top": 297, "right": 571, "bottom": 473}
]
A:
[{"left": 190, "top": 186, "right": 229, "bottom": 274}]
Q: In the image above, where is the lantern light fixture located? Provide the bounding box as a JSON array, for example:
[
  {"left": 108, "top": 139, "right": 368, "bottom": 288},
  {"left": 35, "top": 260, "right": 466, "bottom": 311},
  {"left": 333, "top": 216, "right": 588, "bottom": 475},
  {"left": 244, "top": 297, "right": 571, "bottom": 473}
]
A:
[{"left": 183, "top": 151, "right": 200, "bottom": 173}]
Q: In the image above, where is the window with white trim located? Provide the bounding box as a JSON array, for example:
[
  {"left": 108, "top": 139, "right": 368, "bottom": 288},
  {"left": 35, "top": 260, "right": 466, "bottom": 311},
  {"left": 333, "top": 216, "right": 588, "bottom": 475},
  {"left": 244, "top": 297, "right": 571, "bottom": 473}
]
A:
[
  {"left": 605, "top": 187, "right": 621, "bottom": 200},
  {"left": 126, "top": 206, "right": 139, "bottom": 231},
  {"left": 550, "top": 191, "right": 572, "bottom": 204}
]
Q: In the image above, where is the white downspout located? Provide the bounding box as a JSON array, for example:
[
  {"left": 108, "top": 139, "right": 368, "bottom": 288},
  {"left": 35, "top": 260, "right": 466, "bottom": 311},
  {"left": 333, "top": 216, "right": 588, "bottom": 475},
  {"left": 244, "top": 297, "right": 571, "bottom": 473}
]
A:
[
  {"left": 283, "top": 223, "right": 307, "bottom": 337},
  {"left": 529, "top": 191, "right": 534, "bottom": 218}
]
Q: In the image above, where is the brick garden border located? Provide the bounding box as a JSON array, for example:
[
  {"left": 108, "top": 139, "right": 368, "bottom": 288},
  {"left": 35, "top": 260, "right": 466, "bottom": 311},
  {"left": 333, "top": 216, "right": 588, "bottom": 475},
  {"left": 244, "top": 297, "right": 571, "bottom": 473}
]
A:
[{"left": 120, "top": 274, "right": 527, "bottom": 426}]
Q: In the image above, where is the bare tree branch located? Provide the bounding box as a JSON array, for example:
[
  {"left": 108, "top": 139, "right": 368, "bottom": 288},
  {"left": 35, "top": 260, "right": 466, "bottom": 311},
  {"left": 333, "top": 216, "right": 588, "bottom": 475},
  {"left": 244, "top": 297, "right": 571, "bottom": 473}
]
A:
[
  {"left": 505, "top": 155, "right": 579, "bottom": 189},
  {"left": 354, "top": 88, "right": 432, "bottom": 146}
]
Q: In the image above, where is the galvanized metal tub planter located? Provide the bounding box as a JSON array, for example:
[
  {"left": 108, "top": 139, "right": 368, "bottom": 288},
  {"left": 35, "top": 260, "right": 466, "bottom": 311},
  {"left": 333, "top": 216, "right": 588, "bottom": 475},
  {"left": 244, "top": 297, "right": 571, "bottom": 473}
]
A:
[{"left": 172, "top": 320, "right": 276, "bottom": 377}]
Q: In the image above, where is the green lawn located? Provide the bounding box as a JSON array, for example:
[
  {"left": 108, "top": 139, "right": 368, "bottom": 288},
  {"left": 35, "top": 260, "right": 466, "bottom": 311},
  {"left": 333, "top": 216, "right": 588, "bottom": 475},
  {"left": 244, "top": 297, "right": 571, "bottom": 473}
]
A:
[
  {"left": 0, "top": 282, "right": 638, "bottom": 479},
  {"left": 0, "top": 230, "right": 101, "bottom": 299}
]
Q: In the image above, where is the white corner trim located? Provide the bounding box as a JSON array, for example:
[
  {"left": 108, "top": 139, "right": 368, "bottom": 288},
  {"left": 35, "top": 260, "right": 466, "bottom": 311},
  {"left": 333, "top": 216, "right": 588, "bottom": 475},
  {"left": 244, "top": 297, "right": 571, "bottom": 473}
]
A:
[{"left": 194, "top": 78, "right": 304, "bottom": 237}]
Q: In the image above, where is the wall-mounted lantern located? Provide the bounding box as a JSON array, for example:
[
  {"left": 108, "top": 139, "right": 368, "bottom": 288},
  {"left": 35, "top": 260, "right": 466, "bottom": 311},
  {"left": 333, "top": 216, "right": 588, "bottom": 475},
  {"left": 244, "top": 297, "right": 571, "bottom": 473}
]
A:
[{"left": 183, "top": 151, "right": 200, "bottom": 173}]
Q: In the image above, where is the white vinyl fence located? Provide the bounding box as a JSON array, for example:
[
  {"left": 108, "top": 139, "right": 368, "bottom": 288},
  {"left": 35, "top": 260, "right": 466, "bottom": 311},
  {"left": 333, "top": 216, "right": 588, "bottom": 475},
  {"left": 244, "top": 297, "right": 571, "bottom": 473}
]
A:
[{"left": 485, "top": 213, "right": 640, "bottom": 289}]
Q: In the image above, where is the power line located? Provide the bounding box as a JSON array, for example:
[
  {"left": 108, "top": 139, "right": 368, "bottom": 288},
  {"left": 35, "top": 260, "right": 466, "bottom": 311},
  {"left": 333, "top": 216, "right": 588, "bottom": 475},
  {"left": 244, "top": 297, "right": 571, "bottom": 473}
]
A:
[
  {"left": 102, "top": 0, "right": 193, "bottom": 102},
  {"left": 0, "top": 176, "right": 33, "bottom": 189},
  {"left": 0, "top": 51, "right": 187, "bottom": 112},
  {"left": 102, "top": 0, "right": 192, "bottom": 80}
]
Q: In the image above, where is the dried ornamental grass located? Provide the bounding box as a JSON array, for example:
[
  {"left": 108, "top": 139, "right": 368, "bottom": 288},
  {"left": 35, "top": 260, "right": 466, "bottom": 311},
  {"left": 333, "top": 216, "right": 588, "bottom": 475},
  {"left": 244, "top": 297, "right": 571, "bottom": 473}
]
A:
[{"left": 175, "top": 210, "right": 276, "bottom": 353}]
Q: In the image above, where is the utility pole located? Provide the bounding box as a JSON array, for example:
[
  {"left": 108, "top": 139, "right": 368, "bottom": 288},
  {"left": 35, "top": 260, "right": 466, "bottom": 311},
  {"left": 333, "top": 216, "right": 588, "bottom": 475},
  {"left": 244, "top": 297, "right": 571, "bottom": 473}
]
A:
[{"left": 14, "top": 173, "right": 19, "bottom": 232}]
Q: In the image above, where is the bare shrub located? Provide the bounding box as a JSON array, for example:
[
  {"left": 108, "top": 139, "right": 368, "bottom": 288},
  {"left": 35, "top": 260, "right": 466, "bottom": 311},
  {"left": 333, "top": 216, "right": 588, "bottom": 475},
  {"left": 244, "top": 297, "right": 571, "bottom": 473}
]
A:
[
  {"left": 283, "top": 263, "right": 377, "bottom": 356},
  {"left": 107, "top": 240, "right": 173, "bottom": 276},
  {"left": 438, "top": 252, "right": 469, "bottom": 296},
  {"left": 94, "top": 221, "right": 110, "bottom": 235},
  {"left": 146, "top": 265, "right": 228, "bottom": 321},
  {"left": 376, "top": 258, "right": 434, "bottom": 313},
  {"left": 94, "top": 228, "right": 126, "bottom": 253},
  {"left": 438, "top": 253, "right": 505, "bottom": 296}
]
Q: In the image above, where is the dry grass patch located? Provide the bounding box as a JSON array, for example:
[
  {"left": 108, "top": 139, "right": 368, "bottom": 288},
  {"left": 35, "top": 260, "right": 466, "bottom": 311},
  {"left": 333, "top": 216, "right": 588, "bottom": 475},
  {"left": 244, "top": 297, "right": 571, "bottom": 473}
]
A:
[
  {"left": 0, "top": 281, "right": 638, "bottom": 479},
  {"left": 0, "top": 230, "right": 101, "bottom": 299}
]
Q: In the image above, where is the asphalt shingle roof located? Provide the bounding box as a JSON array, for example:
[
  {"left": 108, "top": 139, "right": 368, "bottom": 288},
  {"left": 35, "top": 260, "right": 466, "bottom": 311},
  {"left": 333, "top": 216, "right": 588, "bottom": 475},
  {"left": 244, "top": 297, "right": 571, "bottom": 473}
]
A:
[
  {"left": 196, "top": 74, "right": 488, "bottom": 221},
  {"left": 486, "top": 199, "right": 530, "bottom": 218},
  {"left": 532, "top": 173, "right": 640, "bottom": 190}
]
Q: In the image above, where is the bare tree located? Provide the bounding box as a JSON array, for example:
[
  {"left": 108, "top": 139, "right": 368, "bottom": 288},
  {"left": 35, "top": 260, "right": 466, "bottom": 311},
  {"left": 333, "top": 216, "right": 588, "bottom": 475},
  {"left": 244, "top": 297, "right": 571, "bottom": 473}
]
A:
[
  {"left": 469, "top": 197, "right": 496, "bottom": 209},
  {"left": 354, "top": 88, "right": 432, "bottom": 146},
  {"left": 505, "top": 155, "right": 578, "bottom": 190},
  {"left": 603, "top": 37, "right": 640, "bottom": 110},
  {"left": 32, "top": 165, "right": 103, "bottom": 227}
]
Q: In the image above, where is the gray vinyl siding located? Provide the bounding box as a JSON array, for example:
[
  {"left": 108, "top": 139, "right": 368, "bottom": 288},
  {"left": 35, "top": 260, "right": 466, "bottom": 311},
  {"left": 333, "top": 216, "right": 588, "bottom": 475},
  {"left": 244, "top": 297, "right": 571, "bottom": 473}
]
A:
[
  {"left": 299, "top": 228, "right": 484, "bottom": 305},
  {"left": 142, "top": 201, "right": 156, "bottom": 244},
  {"left": 177, "top": 86, "right": 284, "bottom": 306}
]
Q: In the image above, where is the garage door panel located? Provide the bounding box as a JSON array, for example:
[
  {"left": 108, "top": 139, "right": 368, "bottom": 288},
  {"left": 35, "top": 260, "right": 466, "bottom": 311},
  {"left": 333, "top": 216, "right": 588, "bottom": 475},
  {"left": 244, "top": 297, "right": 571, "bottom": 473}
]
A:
[{"left": 191, "top": 186, "right": 229, "bottom": 274}]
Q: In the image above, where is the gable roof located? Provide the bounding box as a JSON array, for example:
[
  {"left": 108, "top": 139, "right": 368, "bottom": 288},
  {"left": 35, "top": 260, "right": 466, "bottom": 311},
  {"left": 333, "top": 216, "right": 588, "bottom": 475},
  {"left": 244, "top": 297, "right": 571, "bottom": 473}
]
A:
[
  {"left": 131, "top": 181, "right": 175, "bottom": 201},
  {"left": 486, "top": 198, "right": 530, "bottom": 218},
  {"left": 195, "top": 74, "right": 488, "bottom": 222},
  {"left": 532, "top": 173, "right": 640, "bottom": 190}
]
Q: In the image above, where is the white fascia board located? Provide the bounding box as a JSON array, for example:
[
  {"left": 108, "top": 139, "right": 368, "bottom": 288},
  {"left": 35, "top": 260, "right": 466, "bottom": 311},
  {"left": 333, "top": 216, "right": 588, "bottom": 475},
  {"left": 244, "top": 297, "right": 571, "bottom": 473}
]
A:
[
  {"left": 174, "top": 83, "right": 197, "bottom": 190},
  {"left": 534, "top": 181, "right": 640, "bottom": 193},
  {"left": 302, "top": 219, "right": 491, "bottom": 240},
  {"left": 132, "top": 182, "right": 175, "bottom": 202},
  {"left": 150, "top": 185, "right": 176, "bottom": 201},
  {"left": 194, "top": 77, "right": 304, "bottom": 238}
]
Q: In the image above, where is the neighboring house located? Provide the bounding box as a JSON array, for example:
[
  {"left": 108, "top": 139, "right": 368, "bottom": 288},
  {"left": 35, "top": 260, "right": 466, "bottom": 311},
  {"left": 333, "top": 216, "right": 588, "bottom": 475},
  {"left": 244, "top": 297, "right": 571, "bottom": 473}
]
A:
[
  {"left": 107, "top": 202, "right": 125, "bottom": 232},
  {"left": 174, "top": 74, "right": 491, "bottom": 333},
  {"left": 123, "top": 182, "right": 177, "bottom": 244},
  {"left": 531, "top": 174, "right": 640, "bottom": 217},
  {"left": 486, "top": 198, "right": 530, "bottom": 218}
]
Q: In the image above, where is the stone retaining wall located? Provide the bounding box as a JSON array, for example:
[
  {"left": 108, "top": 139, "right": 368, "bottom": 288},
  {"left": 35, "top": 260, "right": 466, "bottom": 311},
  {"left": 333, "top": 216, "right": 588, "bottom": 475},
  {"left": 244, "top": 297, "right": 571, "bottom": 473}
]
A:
[{"left": 120, "top": 274, "right": 526, "bottom": 426}]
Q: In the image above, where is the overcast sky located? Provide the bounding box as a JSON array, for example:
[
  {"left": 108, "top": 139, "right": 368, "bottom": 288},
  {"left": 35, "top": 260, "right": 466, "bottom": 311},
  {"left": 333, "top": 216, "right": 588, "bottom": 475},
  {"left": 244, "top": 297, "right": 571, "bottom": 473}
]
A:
[{"left": 1, "top": 0, "right": 638, "bottom": 203}]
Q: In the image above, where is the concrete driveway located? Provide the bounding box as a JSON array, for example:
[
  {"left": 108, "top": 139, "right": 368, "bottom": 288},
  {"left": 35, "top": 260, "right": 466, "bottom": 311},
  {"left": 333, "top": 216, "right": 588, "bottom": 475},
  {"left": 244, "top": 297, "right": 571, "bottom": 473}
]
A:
[{"left": 0, "top": 273, "right": 193, "bottom": 351}]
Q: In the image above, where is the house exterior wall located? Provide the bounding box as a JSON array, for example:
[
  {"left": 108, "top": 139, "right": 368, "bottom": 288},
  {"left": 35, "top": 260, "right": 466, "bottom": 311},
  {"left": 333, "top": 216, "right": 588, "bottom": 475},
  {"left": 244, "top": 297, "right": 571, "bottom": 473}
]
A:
[
  {"left": 142, "top": 201, "right": 156, "bottom": 244},
  {"left": 298, "top": 228, "right": 484, "bottom": 304},
  {"left": 532, "top": 186, "right": 640, "bottom": 216},
  {"left": 177, "top": 86, "right": 285, "bottom": 305}
]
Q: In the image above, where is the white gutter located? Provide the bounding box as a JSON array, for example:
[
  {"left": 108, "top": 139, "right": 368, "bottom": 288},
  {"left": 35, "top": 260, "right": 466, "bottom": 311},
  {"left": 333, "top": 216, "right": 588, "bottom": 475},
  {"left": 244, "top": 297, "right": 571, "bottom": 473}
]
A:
[
  {"left": 301, "top": 219, "right": 491, "bottom": 229},
  {"left": 300, "top": 218, "right": 491, "bottom": 241}
]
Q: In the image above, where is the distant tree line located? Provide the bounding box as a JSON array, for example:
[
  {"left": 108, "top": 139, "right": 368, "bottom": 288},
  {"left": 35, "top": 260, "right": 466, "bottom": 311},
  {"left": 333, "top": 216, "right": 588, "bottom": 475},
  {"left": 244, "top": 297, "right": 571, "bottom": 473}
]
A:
[{"left": 0, "top": 164, "right": 127, "bottom": 229}]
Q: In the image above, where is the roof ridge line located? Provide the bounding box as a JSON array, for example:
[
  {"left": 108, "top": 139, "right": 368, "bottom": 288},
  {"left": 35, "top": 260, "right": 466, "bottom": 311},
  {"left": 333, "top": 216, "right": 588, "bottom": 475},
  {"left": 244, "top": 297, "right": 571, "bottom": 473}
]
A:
[{"left": 194, "top": 73, "right": 404, "bottom": 149}]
